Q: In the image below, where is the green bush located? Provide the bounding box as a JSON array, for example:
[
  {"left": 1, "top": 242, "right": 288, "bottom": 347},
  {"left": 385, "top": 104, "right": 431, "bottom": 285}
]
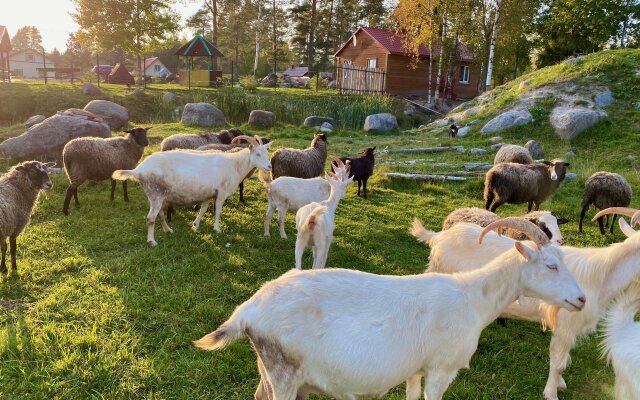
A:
[{"left": 239, "top": 76, "right": 259, "bottom": 91}]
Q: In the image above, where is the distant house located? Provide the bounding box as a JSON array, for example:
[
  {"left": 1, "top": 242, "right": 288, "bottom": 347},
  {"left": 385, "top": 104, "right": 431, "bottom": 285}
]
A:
[
  {"left": 283, "top": 66, "right": 309, "bottom": 77},
  {"left": 144, "top": 57, "right": 170, "bottom": 78},
  {"left": 9, "top": 49, "right": 55, "bottom": 79},
  {"left": 334, "top": 27, "right": 479, "bottom": 99}
]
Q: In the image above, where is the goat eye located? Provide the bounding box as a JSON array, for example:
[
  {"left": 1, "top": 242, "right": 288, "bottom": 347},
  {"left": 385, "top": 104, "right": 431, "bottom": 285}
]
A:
[{"left": 546, "top": 264, "right": 558, "bottom": 271}]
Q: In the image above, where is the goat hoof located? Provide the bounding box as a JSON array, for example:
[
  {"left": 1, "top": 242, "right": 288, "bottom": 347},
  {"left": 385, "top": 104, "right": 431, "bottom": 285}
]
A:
[
  {"left": 213, "top": 228, "right": 221, "bottom": 234},
  {"left": 264, "top": 233, "right": 270, "bottom": 238},
  {"left": 192, "top": 224, "right": 200, "bottom": 231},
  {"left": 280, "top": 235, "right": 288, "bottom": 240},
  {"left": 0, "top": 268, "right": 7, "bottom": 276},
  {"left": 166, "top": 228, "right": 174, "bottom": 235},
  {"left": 148, "top": 240, "right": 158, "bottom": 247},
  {"left": 62, "top": 209, "right": 69, "bottom": 216},
  {"left": 557, "top": 377, "right": 567, "bottom": 390},
  {"left": 543, "top": 388, "right": 559, "bottom": 400}
]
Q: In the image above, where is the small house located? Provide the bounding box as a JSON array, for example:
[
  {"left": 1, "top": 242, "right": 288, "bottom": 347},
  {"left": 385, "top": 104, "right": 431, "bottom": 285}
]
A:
[
  {"left": 144, "top": 57, "right": 170, "bottom": 78},
  {"left": 334, "top": 27, "right": 479, "bottom": 99},
  {"left": 9, "top": 48, "right": 55, "bottom": 79},
  {"left": 283, "top": 66, "right": 309, "bottom": 78}
]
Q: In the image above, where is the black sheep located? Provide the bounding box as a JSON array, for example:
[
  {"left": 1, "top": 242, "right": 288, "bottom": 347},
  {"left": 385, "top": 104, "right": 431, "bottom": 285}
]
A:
[
  {"left": 334, "top": 147, "right": 375, "bottom": 198},
  {"left": 449, "top": 124, "right": 458, "bottom": 138}
]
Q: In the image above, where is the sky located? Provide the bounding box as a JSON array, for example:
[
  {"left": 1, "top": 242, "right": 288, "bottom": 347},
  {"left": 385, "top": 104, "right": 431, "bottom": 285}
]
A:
[{"left": 2, "top": 0, "right": 202, "bottom": 52}]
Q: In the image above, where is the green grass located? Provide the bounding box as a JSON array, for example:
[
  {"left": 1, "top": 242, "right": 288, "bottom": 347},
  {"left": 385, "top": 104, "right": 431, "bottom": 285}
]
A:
[
  {"left": 0, "top": 81, "right": 403, "bottom": 129},
  {"left": 1, "top": 49, "right": 640, "bottom": 399}
]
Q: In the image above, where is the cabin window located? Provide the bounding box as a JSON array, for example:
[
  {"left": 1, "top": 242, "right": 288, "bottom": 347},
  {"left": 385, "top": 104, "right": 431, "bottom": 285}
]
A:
[
  {"left": 367, "top": 58, "right": 377, "bottom": 68},
  {"left": 26, "top": 54, "right": 34, "bottom": 62},
  {"left": 154, "top": 64, "right": 161, "bottom": 72},
  {"left": 459, "top": 65, "right": 470, "bottom": 84}
]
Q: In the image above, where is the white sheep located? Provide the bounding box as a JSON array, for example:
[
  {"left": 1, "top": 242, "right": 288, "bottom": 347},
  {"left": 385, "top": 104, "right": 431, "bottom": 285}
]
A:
[
  {"left": 294, "top": 166, "right": 353, "bottom": 269},
  {"left": 602, "top": 281, "right": 640, "bottom": 400},
  {"left": 194, "top": 218, "right": 585, "bottom": 400},
  {"left": 261, "top": 159, "right": 350, "bottom": 239},
  {"left": 112, "top": 135, "right": 272, "bottom": 246},
  {"left": 410, "top": 207, "right": 640, "bottom": 400}
]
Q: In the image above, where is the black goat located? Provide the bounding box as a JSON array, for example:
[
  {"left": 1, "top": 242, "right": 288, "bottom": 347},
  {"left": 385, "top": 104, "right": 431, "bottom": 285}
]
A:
[
  {"left": 449, "top": 124, "right": 458, "bottom": 138},
  {"left": 333, "top": 147, "right": 375, "bottom": 198}
]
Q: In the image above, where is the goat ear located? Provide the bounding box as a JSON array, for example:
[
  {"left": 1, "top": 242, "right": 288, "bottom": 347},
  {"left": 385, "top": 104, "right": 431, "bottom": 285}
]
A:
[
  {"left": 372, "top": 146, "right": 376, "bottom": 151},
  {"left": 123, "top": 129, "right": 133, "bottom": 134},
  {"left": 542, "top": 160, "right": 552, "bottom": 166},
  {"left": 556, "top": 217, "right": 570, "bottom": 225},
  {"left": 145, "top": 127, "right": 152, "bottom": 131},
  {"left": 564, "top": 162, "right": 570, "bottom": 167},
  {"left": 514, "top": 241, "right": 536, "bottom": 261}
]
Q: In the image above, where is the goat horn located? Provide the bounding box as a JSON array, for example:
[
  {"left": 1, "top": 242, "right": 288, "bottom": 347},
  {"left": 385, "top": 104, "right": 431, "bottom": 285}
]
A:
[
  {"left": 632, "top": 211, "right": 640, "bottom": 227},
  {"left": 479, "top": 217, "right": 550, "bottom": 246},
  {"left": 592, "top": 207, "right": 639, "bottom": 222},
  {"left": 331, "top": 157, "right": 345, "bottom": 168},
  {"left": 254, "top": 135, "right": 263, "bottom": 145},
  {"left": 232, "top": 135, "right": 259, "bottom": 147}
]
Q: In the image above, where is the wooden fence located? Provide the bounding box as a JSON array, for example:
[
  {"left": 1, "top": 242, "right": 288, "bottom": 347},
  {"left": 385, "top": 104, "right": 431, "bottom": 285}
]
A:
[{"left": 336, "top": 63, "right": 386, "bottom": 95}]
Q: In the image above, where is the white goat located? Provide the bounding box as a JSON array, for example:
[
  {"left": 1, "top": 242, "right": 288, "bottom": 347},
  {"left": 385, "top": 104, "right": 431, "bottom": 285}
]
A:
[
  {"left": 602, "top": 281, "right": 640, "bottom": 400},
  {"left": 410, "top": 207, "right": 640, "bottom": 400},
  {"left": 261, "top": 159, "right": 350, "bottom": 239},
  {"left": 294, "top": 167, "right": 353, "bottom": 269},
  {"left": 112, "top": 135, "right": 272, "bottom": 246},
  {"left": 194, "top": 219, "right": 585, "bottom": 400}
]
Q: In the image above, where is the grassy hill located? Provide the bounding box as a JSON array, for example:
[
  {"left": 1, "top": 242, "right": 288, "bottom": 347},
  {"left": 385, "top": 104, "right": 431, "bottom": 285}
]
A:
[{"left": 0, "top": 49, "right": 639, "bottom": 399}]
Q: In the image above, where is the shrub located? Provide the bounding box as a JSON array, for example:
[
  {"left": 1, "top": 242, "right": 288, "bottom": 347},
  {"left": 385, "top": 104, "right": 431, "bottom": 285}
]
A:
[{"left": 239, "top": 76, "right": 259, "bottom": 91}]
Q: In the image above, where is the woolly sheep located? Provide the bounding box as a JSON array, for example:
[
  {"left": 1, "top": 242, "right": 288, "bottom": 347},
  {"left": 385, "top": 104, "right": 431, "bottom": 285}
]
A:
[
  {"left": 484, "top": 159, "right": 570, "bottom": 212},
  {"left": 579, "top": 171, "right": 632, "bottom": 234},
  {"left": 62, "top": 127, "right": 150, "bottom": 215},
  {"left": 0, "top": 161, "right": 53, "bottom": 274},
  {"left": 334, "top": 147, "right": 375, "bottom": 198},
  {"left": 442, "top": 207, "right": 569, "bottom": 245},
  {"left": 159, "top": 128, "right": 243, "bottom": 151},
  {"left": 270, "top": 133, "right": 327, "bottom": 179},
  {"left": 494, "top": 144, "right": 534, "bottom": 165},
  {"left": 193, "top": 218, "right": 584, "bottom": 400}
]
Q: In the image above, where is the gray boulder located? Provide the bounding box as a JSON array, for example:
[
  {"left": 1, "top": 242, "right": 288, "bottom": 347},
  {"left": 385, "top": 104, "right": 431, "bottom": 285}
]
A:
[
  {"left": 464, "top": 163, "right": 492, "bottom": 171},
  {"left": 468, "top": 119, "right": 479, "bottom": 126},
  {"left": 594, "top": 89, "right": 614, "bottom": 107},
  {"left": 320, "top": 122, "right": 333, "bottom": 133},
  {"left": 304, "top": 116, "right": 337, "bottom": 128},
  {"left": 248, "top": 110, "right": 274, "bottom": 128},
  {"left": 489, "top": 136, "right": 503, "bottom": 143},
  {"left": 565, "top": 150, "right": 575, "bottom": 158},
  {"left": 491, "top": 143, "right": 506, "bottom": 151},
  {"left": 470, "top": 148, "right": 487, "bottom": 156},
  {"left": 0, "top": 114, "right": 110, "bottom": 161},
  {"left": 481, "top": 109, "right": 533, "bottom": 134},
  {"left": 133, "top": 88, "right": 146, "bottom": 97},
  {"left": 84, "top": 100, "right": 129, "bottom": 131},
  {"left": 364, "top": 113, "right": 398, "bottom": 132},
  {"left": 564, "top": 173, "right": 578, "bottom": 181},
  {"left": 456, "top": 126, "right": 471, "bottom": 137},
  {"left": 463, "top": 106, "right": 482, "bottom": 118},
  {"left": 550, "top": 107, "right": 606, "bottom": 140},
  {"left": 525, "top": 140, "right": 544, "bottom": 158},
  {"left": 636, "top": 102, "right": 640, "bottom": 110},
  {"left": 327, "top": 80, "right": 337, "bottom": 89},
  {"left": 163, "top": 92, "right": 177, "bottom": 103},
  {"left": 24, "top": 115, "right": 46, "bottom": 128},
  {"left": 435, "top": 119, "right": 450, "bottom": 127},
  {"left": 181, "top": 103, "right": 226, "bottom": 127},
  {"left": 82, "top": 82, "right": 101, "bottom": 95}
]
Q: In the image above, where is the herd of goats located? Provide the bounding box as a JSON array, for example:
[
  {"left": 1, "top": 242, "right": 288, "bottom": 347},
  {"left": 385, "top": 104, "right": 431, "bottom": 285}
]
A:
[{"left": 0, "top": 123, "right": 639, "bottom": 400}]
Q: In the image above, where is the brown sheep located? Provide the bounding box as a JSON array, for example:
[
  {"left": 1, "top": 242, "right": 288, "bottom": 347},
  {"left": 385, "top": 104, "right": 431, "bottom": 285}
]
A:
[{"left": 579, "top": 172, "right": 632, "bottom": 234}]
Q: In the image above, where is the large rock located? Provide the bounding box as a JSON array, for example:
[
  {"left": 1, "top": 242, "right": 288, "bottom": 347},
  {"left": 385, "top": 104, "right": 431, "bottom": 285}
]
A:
[
  {"left": 525, "top": 139, "right": 544, "bottom": 158},
  {"left": 261, "top": 73, "right": 277, "bottom": 87},
  {"left": 84, "top": 100, "right": 129, "bottom": 131},
  {"left": 481, "top": 109, "right": 533, "bottom": 134},
  {"left": 0, "top": 114, "right": 111, "bottom": 161},
  {"left": 304, "top": 116, "right": 336, "bottom": 128},
  {"left": 463, "top": 106, "right": 482, "bottom": 118},
  {"left": 550, "top": 107, "right": 607, "bottom": 140},
  {"left": 364, "top": 113, "right": 398, "bottom": 132},
  {"left": 456, "top": 126, "right": 471, "bottom": 137},
  {"left": 320, "top": 122, "right": 333, "bottom": 133},
  {"left": 248, "top": 110, "right": 274, "bottom": 128},
  {"left": 24, "top": 115, "right": 46, "bottom": 128},
  {"left": 594, "top": 89, "right": 614, "bottom": 107},
  {"left": 181, "top": 103, "right": 226, "bottom": 127},
  {"left": 82, "top": 82, "right": 101, "bottom": 95},
  {"left": 163, "top": 92, "right": 177, "bottom": 103}
]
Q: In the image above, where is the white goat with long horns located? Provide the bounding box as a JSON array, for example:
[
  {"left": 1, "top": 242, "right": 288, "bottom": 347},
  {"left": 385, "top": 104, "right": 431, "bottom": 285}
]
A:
[
  {"left": 409, "top": 207, "right": 640, "bottom": 400},
  {"left": 194, "top": 218, "right": 584, "bottom": 400}
]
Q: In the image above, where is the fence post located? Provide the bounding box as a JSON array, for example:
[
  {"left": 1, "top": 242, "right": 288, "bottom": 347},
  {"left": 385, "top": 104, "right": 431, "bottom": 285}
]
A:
[{"left": 316, "top": 72, "right": 319, "bottom": 92}]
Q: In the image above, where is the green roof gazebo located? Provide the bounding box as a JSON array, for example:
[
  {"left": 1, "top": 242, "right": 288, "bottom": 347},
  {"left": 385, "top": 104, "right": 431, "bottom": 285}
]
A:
[{"left": 175, "top": 34, "right": 225, "bottom": 88}]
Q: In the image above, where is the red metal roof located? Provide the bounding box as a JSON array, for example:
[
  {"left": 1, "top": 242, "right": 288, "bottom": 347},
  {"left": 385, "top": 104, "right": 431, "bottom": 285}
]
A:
[
  {"left": 335, "top": 27, "right": 474, "bottom": 61},
  {"left": 0, "top": 25, "right": 11, "bottom": 52}
]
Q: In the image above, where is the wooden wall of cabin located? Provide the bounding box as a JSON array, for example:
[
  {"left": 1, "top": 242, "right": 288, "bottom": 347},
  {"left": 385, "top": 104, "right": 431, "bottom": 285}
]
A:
[{"left": 335, "top": 31, "right": 388, "bottom": 70}]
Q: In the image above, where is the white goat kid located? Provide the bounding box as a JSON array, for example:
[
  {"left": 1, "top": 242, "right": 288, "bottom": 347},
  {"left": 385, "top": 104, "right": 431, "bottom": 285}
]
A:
[
  {"left": 194, "top": 219, "right": 585, "bottom": 400},
  {"left": 410, "top": 207, "right": 640, "bottom": 400},
  {"left": 602, "top": 280, "right": 640, "bottom": 400},
  {"left": 112, "top": 135, "right": 272, "bottom": 246},
  {"left": 294, "top": 167, "right": 353, "bottom": 269},
  {"left": 262, "top": 159, "right": 350, "bottom": 239}
]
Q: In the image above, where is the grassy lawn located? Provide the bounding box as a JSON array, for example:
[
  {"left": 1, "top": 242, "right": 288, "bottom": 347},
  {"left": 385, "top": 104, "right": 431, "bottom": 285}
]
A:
[{"left": 1, "top": 49, "right": 639, "bottom": 399}]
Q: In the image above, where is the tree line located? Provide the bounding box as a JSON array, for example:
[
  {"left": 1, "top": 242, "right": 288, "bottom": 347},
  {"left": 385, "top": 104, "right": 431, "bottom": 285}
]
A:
[{"left": 9, "top": 0, "right": 639, "bottom": 89}]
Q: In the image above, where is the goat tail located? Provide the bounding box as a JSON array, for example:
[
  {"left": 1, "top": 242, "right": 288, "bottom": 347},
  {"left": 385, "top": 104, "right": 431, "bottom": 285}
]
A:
[
  {"left": 193, "top": 304, "right": 250, "bottom": 351},
  {"left": 301, "top": 206, "right": 327, "bottom": 233},
  {"left": 409, "top": 218, "right": 438, "bottom": 247},
  {"left": 602, "top": 284, "right": 640, "bottom": 360},
  {"left": 112, "top": 169, "right": 136, "bottom": 181},
  {"left": 258, "top": 170, "right": 272, "bottom": 192}
]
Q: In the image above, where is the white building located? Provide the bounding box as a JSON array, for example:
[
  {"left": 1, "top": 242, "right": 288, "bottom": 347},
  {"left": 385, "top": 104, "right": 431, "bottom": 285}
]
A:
[
  {"left": 144, "top": 57, "right": 170, "bottom": 78},
  {"left": 9, "top": 49, "right": 55, "bottom": 79}
]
